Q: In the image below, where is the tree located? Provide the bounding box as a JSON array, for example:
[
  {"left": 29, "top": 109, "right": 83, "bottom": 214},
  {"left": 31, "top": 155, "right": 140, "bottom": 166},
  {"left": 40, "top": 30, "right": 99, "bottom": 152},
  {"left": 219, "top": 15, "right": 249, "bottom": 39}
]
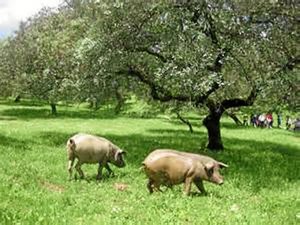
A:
[
  {"left": 0, "top": 0, "right": 119, "bottom": 112},
  {"left": 0, "top": 0, "right": 298, "bottom": 148},
  {"left": 0, "top": 39, "right": 15, "bottom": 98},
  {"left": 1, "top": 6, "right": 86, "bottom": 114},
  {"left": 87, "top": 0, "right": 299, "bottom": 150},
  {"left": 0, "top": 30, "right": 29, "bottom": 100}
]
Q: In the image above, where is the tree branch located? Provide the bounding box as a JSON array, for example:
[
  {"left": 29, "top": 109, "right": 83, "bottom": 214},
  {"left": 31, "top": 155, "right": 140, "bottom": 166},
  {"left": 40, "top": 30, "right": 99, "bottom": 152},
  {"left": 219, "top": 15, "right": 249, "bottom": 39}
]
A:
[
  {"left": 228, "top": 51, "right": 252, "bottom": 83},
  {"left": 277, "top": 55, "right": 299, "bottom": 74},
  {"left": 207, "top": 47, "right": 231, "bottom": 73},
  {"left": 176, "top": 112, "right": 193, "bottom": 133},
  {"left": 186, "top": 2, "right": 231, "bottom": 85},
  {"left": 132, "top": 46, "right": 169, "bottom": 63},
  {"left": 206, "top": 54, "right": 298, "bottom": 113},
  {"left": 118, "top": 66, "right": 191, "bottom": 102},
  {"left": 176, "top": 1, "right": 222, "bottom": 47},
  {"left": 265, "top": 55, "right": 299, "bottom": 83},
  {"left": 195, "top": 81, "right": 220, "bottom": 107},
  {"left": 225, "top": 110, "right": 243, "bottom": 125},
  {"left": 221, "top": 86, "right": 258, "bottom": 110},
  {"left": 248, "top": 8, "right": 299, "bottom": 25},
  {"left": 118, "top": 65, "right": 221, "bottom": 105}
]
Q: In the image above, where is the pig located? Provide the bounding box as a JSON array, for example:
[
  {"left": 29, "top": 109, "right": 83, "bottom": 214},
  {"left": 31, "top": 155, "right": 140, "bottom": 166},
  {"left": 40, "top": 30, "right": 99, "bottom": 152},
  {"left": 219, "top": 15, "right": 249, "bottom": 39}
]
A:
[
  {"left": 66, "top": 133, "right": 126, "bottom": 180},
  {"left": 155, "top": 149, "right": 228, "bottom": 168},
  {"left": 142, "top": 149, "right": 228, "bottom": 195}
]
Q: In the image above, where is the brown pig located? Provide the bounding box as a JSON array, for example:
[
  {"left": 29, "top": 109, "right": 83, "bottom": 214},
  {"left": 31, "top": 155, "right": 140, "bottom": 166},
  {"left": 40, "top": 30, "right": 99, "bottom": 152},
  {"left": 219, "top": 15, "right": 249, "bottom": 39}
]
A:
[
  {"left": 66, "top": 133, "right": 126, "bottom": 180},
  {"left": 142, "top": 149, "right": 228, "bottom": 195},
  {"left": 156, "top": 149, "right": 229, "bottom": 169}
]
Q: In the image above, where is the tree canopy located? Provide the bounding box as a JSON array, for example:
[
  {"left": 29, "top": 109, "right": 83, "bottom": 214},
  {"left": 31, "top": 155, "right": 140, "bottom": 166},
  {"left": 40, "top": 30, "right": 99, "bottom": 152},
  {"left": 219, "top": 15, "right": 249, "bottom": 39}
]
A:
[{"left": 0, "top": 0, "right": 298, "bottom": 149}]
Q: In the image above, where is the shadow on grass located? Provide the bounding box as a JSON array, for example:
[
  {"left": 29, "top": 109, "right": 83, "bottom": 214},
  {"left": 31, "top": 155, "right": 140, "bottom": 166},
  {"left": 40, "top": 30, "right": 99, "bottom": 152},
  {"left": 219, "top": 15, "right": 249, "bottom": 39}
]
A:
[
  {"left": 123, "top": 134, "right": 299, "bottom": 193},
  {"left": 37, "top": 132, "right": 74, "bottom": 147},
  {"left": 71, "top": 173, "right": 121, "bottom": 182},
  {"left": 0, "top": 116, "right": 17, "bottom": 121},
  {"left": 0, "top": 104, "right": 167, "bottom": 120},
  {"left": 31, "top": 128, "right": 300, "bottom": 193},
  {"left": 0, "top": 107, "right": 119, "bottom": 120},
  {"left": 1, "top": 126, "right": 295, "bottom": 192},
  {"left": 168, "top": 116, "right": 250, "bottom": 131},
  {"left": 221, "top": 121, "right": 244, "bottom": 129},
  {"left": 165, "top": 115, "right": 203, "bottom": 130},
  {"left": 0, "top": 99, "right": 46, "bottom": 107},
  {"left": 0, "top": 134, "right": 31, "bottom": 150},
  {"left": 146, "top": 128, "right": 204, "bottom": 136}
]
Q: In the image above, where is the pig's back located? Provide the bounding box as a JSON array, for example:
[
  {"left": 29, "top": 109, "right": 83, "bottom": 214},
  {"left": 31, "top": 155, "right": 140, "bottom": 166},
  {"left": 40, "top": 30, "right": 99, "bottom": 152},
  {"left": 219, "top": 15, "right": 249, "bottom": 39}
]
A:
[{"left": 71, "top": 134, "right": 110, "bottom": 163}]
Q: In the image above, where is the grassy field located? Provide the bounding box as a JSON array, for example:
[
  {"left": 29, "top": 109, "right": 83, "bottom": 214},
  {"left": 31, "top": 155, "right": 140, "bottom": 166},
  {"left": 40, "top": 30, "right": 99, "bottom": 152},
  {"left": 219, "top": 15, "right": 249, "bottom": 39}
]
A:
[{"left": 0, "top": 100, "right": 299, "bottom": 225}]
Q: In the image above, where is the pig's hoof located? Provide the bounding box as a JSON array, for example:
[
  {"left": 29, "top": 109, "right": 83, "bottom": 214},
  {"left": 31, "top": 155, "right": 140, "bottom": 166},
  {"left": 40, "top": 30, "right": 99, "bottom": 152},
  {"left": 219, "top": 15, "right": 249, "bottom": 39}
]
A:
[{"left": 148, "top": 189, "right": 154, "bottom": 194}]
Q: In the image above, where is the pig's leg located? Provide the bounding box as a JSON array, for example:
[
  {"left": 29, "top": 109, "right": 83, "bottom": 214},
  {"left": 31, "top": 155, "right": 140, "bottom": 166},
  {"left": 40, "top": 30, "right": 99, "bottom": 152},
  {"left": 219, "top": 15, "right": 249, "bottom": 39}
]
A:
[
  {"left": 153, "top": 183, "right": 163, "bottom": 192},
  {"left": 67, "top": 159, "right": 74, "bottom": 180},
  {"left": 194, "top": 179, "right": 207, "bottom": 195},
  {"left": 96, "top": 162, "right": 104, "bottom": 180},
  {"left": 104, "top": 164, "right": 114, "bottom": 177},
  {"left": 184, "top": 177, "right": 192, "bottom": 195},
  {"left": 147, "top": 179, "right": 155, "bottom": 193},
  {"left": 75, "top": 161, "right": 84, "bottom": 179}
]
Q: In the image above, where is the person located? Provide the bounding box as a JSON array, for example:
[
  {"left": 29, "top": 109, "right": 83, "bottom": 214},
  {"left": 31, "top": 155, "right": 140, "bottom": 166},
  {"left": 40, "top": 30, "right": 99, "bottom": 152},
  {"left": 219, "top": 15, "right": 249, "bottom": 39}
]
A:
[
  {"left": 286, "top": 116, "right": 292, "bottom": 130},
  {"left": 294, "top": 118, "right": 300, "bottom": 132},
  {"left": 277, "top": 113, "right": 282, "bottom": 128},
  {"left": 266, "top": 112, "right": 273, "bottom": 128},
  {"left": 250, "top": 114, "right": 253, "bottom": 127},
  {"left": 258, "top": 113, "right": 266, "bottom": 128},
  {"left": 254, "top": 114, "right": 259, "bottom": 127},
  {"left": 250, "top": 114, "right": 257, "bottom": 127}
]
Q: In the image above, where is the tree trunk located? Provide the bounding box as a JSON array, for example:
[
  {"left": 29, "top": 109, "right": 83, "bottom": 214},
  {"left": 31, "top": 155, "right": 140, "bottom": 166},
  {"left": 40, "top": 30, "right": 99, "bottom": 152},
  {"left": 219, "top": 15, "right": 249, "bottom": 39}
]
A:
[
  {"left": 203, "top": 113, "right": 223, "bottom": 151},
  {"left": 115, "top": 90, "right": 125, "bottom": 114},
  {"left": 94, "top": 99, "right": 100, "bottom": 110},
  {"left": 89, "top": 97, "right": 100, "bottom": 110},
  {"left": 202, "top": 87, "right": 258, "bottom": 150},
  {"left": 176, "top": 112, "right": 193, "bottom": 133},
  {"left": 50, "top": 103, "right": 57, "bottom": 115},
  {"left": 225, "top": 111, "right": 242, "bottom": 125},
  {"left": 14, "top": 95, "right": 21, "bottom": 102}
]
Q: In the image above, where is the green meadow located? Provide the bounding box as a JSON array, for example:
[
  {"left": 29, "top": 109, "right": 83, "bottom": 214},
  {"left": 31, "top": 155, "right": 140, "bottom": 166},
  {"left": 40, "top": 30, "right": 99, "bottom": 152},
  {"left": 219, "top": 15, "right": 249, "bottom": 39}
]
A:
[{"left": 0, "top": 100, "right": 299, "bottom": 225}]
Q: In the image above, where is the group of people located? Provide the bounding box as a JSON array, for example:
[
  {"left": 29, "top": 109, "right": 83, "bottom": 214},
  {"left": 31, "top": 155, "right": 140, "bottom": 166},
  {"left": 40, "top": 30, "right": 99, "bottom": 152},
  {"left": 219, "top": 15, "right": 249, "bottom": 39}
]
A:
[
  {"left": 242, "top": 113, "right": 299, "bottom": 131},
  {"left": 248, "top": 113, "right": 274, "bottom": 128}
]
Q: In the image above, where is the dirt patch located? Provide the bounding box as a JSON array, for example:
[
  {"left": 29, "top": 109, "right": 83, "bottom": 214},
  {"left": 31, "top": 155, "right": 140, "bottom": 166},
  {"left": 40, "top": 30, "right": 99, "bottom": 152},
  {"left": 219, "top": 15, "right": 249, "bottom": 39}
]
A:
[
  {"left": 114, "top": 183, "right": 128, "bottom": 191},
  {"left": 41, "top": 181, "right": 65, "bottom": 193}
]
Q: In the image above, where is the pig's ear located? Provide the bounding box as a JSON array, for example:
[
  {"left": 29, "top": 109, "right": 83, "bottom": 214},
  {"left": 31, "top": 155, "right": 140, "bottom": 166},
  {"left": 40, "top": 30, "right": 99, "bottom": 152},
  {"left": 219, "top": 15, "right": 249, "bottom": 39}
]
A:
[
  {"left": 218, "top": 162, "right": 228, "bottom": 169},
  {"left": 204, "top": 162, "right": 215, "bottom": 176},
  {"left": 115, "top": 149, "right": 126, "bottom": 161},
  {"left": 120, "top": 150, "right": 127, "bottom": 155},
  {"left": 204, "top": 162, "right": 214, "bottom": 170}
]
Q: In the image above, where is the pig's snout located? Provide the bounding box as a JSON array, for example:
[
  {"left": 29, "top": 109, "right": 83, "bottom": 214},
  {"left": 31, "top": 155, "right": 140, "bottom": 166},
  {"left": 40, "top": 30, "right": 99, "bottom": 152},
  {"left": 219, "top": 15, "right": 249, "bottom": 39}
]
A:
[
  {"left": 216, "top": 176, "right": 224, "bottom": 185},
  {"left": 218, "top": 180, "right": 224, "bottom": 185},
  {"left": 116, "top": 160, "right": 126, "bottom": 168},
  {"left": 119, "top": 161, "right": 126, "bottom": 168},
  {"left": 210, "top": 174, "right": 224, "bottom": 185}
]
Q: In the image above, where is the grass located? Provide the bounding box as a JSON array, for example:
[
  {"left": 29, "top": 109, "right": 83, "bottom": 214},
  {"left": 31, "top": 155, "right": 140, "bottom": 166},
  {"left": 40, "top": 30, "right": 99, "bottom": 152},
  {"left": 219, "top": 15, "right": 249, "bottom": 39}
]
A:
[{"left": 0, "top": 100, "right": 299, "bottom": 225}]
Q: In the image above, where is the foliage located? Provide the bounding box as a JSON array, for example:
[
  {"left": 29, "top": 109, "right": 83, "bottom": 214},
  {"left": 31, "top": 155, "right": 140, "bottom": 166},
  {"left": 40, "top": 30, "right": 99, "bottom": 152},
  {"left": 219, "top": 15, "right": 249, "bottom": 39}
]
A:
[
  {"left": 0, "top": 0, "right": 297, "bottom": 108},
  {"left": 91, "top": 0, "right": 298, "bottom": 106},
  {"left": 0, "top": 0, "right": 298, "bottom": 145}
]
